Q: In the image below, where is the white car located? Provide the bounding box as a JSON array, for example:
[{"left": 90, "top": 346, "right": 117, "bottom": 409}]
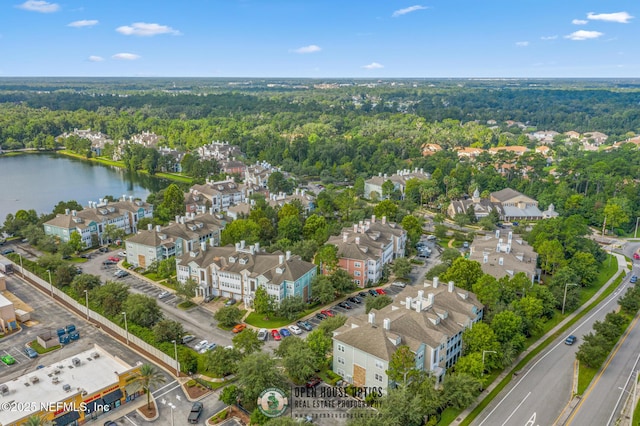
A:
[
  {"left": 257, "top": 328, "right": 268, "bottom": 341},
  {"left": 194, "top": 340, "right": 208, "bottom": 351},
  {"left": 288, "top": 325, "right": 302, "bottom": 335},
  {"left": 118, "top": 251, "right": 126, "bottom": 257},
  {"left": 158, "top": 291, "right": 171, "bottom": 299}
]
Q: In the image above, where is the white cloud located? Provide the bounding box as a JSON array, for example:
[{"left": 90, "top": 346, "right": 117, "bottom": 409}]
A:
[
  {"left": 515, "top": 41, "right": 529, "bottom": 47},
  {"left": 540, "top": 35, "right": 558, "bottom": 40},
  {"left": 564, "top": 30, "right": 604, "bottom": 41},
  {"left": 116, "top": 22, "right": 181, "bottom": 36},
  {"left": 112, "top": 53, "right": 140, "bottom": 60},
  {"left": 572, "top": 19, "right": 588, "bottom": 25},
  {"left": 587, "top": 11, "right": 633, "bottom": 24},
  {"left": 362, "top": 62, "right": 384, "bottom": 69},
  {"left": 68, "top": 19, "right": 98, "bottom": 28},
  {"left": 16, "top": 0, "right": 59, "bottom": 13},
  {"left": 392, "top": 5, "right": 427, "bottom": 17},
  {"left": 291, "top": 45, "right": 322, "bottom": 54},
  {"left": 88, "top": 55, "right": 104, "bottom": 62}
]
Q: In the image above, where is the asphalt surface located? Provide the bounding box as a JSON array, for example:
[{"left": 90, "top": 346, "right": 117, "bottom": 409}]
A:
[{"left": 472, "top": 253, "right": 631, "bottom": 426}]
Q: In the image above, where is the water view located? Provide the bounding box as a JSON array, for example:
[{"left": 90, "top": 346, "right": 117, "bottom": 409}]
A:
[{"left": 0, "top": 153, "right": 168, "bottom": 221}]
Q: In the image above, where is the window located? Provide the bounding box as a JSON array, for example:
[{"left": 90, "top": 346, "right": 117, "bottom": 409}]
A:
[
  {"left": 374, "top": 373, "right": 383, "bottom": 382},
  {"left": 354, "top": 262, "right": 361, "bottom": 268},
  {"left": 337, "top": 344, "right": 345, "bottom": 352},
  {"left": 338, "top": 357, "right": 345, "bottom": 365},
  {"left": 375, "top": 360, "right": 383, "bottom": 369},
  {"left": 354, "top": 271, "right": 361, "bottom": 277}
]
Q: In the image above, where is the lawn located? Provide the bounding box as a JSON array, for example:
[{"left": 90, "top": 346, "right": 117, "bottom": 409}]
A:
[
  {"left": 142, "top": 272, "right": 162, "bottom": 282},
  {"left": 177, "top": 300, "right": 196, "bottom": 310},
  {"left": 30, "top": 340, "right": 60, "bottom": 354},
  {"left": 244, "top": 312, "right": 291, "bottom": 328},
  {"left": 576, "top": 362, "right": 598, "bottom": 395}
]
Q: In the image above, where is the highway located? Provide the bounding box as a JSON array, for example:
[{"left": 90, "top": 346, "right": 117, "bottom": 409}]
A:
[{"left": 472, "top": 253, "right": 632, "bottom": 426}]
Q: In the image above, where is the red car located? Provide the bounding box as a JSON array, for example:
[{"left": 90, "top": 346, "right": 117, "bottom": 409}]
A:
[
  {"left": 320, "top": 310, "right": 334, "bottom": 317},
  {"left": 634, "top": 253, "right": 640, "bottom": 260},
  {"left": 375, "top": 288, "right": 386, "bottom": 295},
  {"left": 108, "top": 256, "right": 120, "bottom": 262},
  {"left": 271, "top": 329, "right": 282, "bottom": 341}
]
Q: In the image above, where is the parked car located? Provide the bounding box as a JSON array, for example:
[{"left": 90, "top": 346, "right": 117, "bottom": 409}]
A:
[
  {"left": 631, "top": 275, "right": 638, "bottom": 284},
  {"left": 368, "top": 289, "right": 379, "bottom": 297},
  {"left": 232, "top": 324, "right": 246, "bottom": 333},
  {"left": 59, "top": 335, "right": 70, "bottom": 345},
  {"left": 102, "top": 260, "right": 117, "bottom": 266},
  {"left": 204, "top": 294, "right": 215, "bottom": 303},
  {"left": 158, "top": 291, "right": 171, "bottom": 299},
  {"left": 391, "top": 282, "right": 406, "bottom": 288},
  {"left": 359, "top": 292, "right": 370, "bottom": 299},
  {"left": 1, "top": 249, "right": 15, "bottom": 255},
  {"left": 306, "top": 377, "right": 322, "bottom": 388},
  {"left": 338, "top": 301, "right": 352, "bottom": 309},
  {"left": 288, "top": 325, "right": 303, "bottom": 335},
  {"left": 194, "top": 340, "right": 209, "bottom": 351},
  {"left": 108, "top": 256, "right": 120, "bottom": 262},
  {"left": 98, "top": 247, "right": 109, "bottom": 253},
  {"left": 188, "top": 402, "right": 203, "bottom": 424},
  {"left": 118, "top": 251, "right": 126, "bottom": 257},
  {"left": 315, "top": 313, "right": 327, "bottom": 321},
  {"left": 271, "top": 329, "right": 282, "bottom": 341},
  {"left": 257, "top": 328, "right": 268, "bottom": 341},
  {"left": 462, "top": 242, "right": 469, "bottom": 249},
  {"left": 114, "top": 270, "right": 130, "bottom": 278},
  {"left": 427, "top": 235, "right": 437, "bottom": 241},
  {"left": 375, "top": 288, "right": 386, "bottom": 295},
  {"left": 280, "top": 328, "right": 291, "bottom": 337},
  {"left": 565, "top": 335, "right": 577, "bottom": 345},
  {"left": 348, "top": 296, "right": 362, "bottom": 304},
  {"left": 296, "top": 321, "right": 313, "bottom": 331},
  {"left": 56, "top": 328, "right": 66, "bottom": 337},
  {"left": 104, "top": 422, "right": 118, "bottom": 426},
  {"left": 634, "top": 253, "right": 640, "bottom": 260},
  {"left": 181, "top": 335, "right": 196, "bottom": 344},
  {"left": 24, "top": 347, "right": 38, "bottom": 358},
  {"left": 225, "top": 298, "right": 236, "bottom": 306},
  {"left": 321, "top": 309, "right": 334, "bottom": 317},
  {"left": 1, "top": 354, "right": 15, "bottom": 365},
  {"left": 200, "top": 342, "right": 217, "bottom": 353}
]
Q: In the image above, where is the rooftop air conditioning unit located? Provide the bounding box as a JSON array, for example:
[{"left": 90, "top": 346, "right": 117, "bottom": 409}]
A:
[
  {"left": 91, "top": 352, "right": 100, "bottom": 359},
  {"left": 53, "top": 369, "right": 61, "bottom": 375},
  {"left": 0, "top": 385, "right": 9, "bottom": 395},
  {"left": 72, "top": 358, "right": 81, "bottom": 366},
  {"left": 29, "top": 376, "right": 39, "bottom": 384},
  {"left": 62, "top": 384, "right": 71, "bottom": 392},
  {"left": 51, "top": 377, "right": 59, "bottom": 384}
]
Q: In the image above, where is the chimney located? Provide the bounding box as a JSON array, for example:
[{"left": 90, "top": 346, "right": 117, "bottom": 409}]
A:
[
  {"left": 355, "top": 237, "right": 360, "bottom": 245},
  {"left": 433, "top": 277, "right": 439, "bottom": 288},
  {"left": 508, "top": 231, "right": 513, "bottom": 242},
  {"left": 427, "top": 293, "right": 434, "bottom": 306},
  {"left": 240, "top": 240, "right": 245, "bottom": 249},
  {"left": 405, "top": 297, "right": 412, "bottom": 309},
  {"left": 148, "top": 223, "right": 153, "bottom": 231},
  {"left": 175, "top": 215, "right": 180, "bottom": 223},
  {"left": 72, "top": 210, "right": 77, "bottom": 217},
  {"left": 286, "top": 250, "right": 291, "bottom": 261},
  {"left": 495, "top": 230, "right": 500, "bottom": 238},
  {"left": 371, "top": 215, "right": 376, "bottom": 223},
  {"left": 209, "top": 207, "right": 214, "bottom": 215},
  {"left": 129, "top": 195, "right": 133, "bottom": 202},
  {"left": 418, "top": 290, "right": 424, "bottom": 301},
  {"left": 382, "top": 216, "right": 386, "bottom": 224},
  {"left": 201, "top": 241, "right": 207, "bottom": 252},
  {"left": 156, "top": 225, "right": 161, "bottom": 232},
  {"left": 353, "top": 224, "right": 358, "bottom": 233},
  {"left": 122, "top": 194, "right": 126, "bottom": 201},
  {"left": 368, "top": 312, "right": 376, "bottom": 325},
  {"left": 415, "top": 300, "right": 422, "bottom": 313},
  {"left": 250, "top": 246, "right": 255, "bottom": 254},
  {"left": 483, "top": 254, "right": 488, "bottom": 264},
  {"left": 235, "top": 242, "right": 241, "bottom": 251},
  {"left": 255, "top": 242, "right": 260, "bottom": 252},
  {"left": 448, "top": 281, "right": 454, "bottom": 293},
  {"left": 65, "top": 208, "right": 70, "bottom": 215},
  {"left": 343, "top": 233, "right": 348, "bottom": 242},
  {"left": 279, "top": 255, "right": 285, "bottom": 264},
  {"left": 210, "top": 238, "right": 215, "bottom": 247},
  {"left": 383, "top": 318, "right": 391, "bottom": 330},
  {"left": 499, "top": 257, "right": 504, "bottom": 265}
]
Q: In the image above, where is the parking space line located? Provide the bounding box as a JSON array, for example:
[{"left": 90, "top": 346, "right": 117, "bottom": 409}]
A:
[
  {"left": 153, "top": 383, "right": 182, "bottom": 400},
  {"left": 153, "top": 380, "right": 179, "bottom": 394},
  {"left": 14, "top": 348, "right": 30, "bottom": 361}
]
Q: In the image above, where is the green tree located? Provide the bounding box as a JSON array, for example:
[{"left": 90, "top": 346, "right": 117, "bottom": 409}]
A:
[
  {"left": 401, "top": 215, "right": 423, "bottom": 248},
  {"left": 68, "top": 231, "right": 83, "bottom": 252},
  {"left": 311, "top": 275, "right": 336, "bottom": 304},
  {"left": 381, "top": 180, "right": 396, "bottom": 199},
  {"left": 462, "top": 322, "right": 500, "bottom": 360},
  {"left": 70, "top": 274, "right": 101, "bottom": 296},
  {"left": 23, "top": 415, "right": 52, "bottom": 426},
  {"left": 175, "top": 278, "right": 198, "bottom": 302},
  {"left": 278, "top": 215, "right": 303, "bottom": 241},
  {"left": 122, "top": 294, "right": 163, "bottom": 328},
  {"left": 214, "top": 306, "right": 244, "bottom": 327},
  {"left": 205, "top": 347, "right": 239, "bottom": 377},
  {"left": 219, "top": 384, "right": 240, "bottom": 406},
  {"left": 277, "top": 337, "right": 317, "bottom": 383},
  {"left": 373, "top": 199, "right": 398, "bottom": 221},
  {"left": 537, "top": 239, "right": 566, "bottom": 274},
  {"left": 454, "top": 352, "right": 484, "bottom": 379},
  {"left": 237, "top": 352, "right": 289, "bottom": 410},
  {"left": 152, "top": 319, "right": 184, "bottom": 343},
  {"left": 392, "top": 258, "right": 412, "bottom": 279},
  {"left": 576, "top": 332, "right": 611, "bottom": 369},
  {"left": 511, "top": 295, "right": 544, "bottom": 337},
  {"left": 441, "top": 373, "right": 482, "bottom": 410},
  {"left": 440, "top": 258, "right": 484, "bottom": 291},
  {"left": 132, "top": 364, "right": 166, "bottom": 410},
  {"left": 102, "top": 224, "right": 125, "bottom": 245},
  {"left": 157, "top": 184, "right": 185, "bottom": 223},
  {"left": 387, "top": 345, "right": 417, "bottom": 386},
  {"left": 314, "top": 244, "right": 339, "bottom": 272},
  {"left": 603, "top": 200, "right": 630, "bottom": 232},
  {"left": 91, "top": 281, "right": 129, "bottom": 317},
  {"left": 330, "top": 269, "right": 357, "bottom": 294},
  {"left": 303, "top": 214, "right": 327, "bottom": 243},
  {"left": 570, "top": 252, "right": 599, "bottom": 287},
  {"left": 220, "top": 219, "right": 261, "bottom": 246},
  {"left": 425, "top": 263, "right": 450, "bottom": 280},
  {"left": 365, "top": 295, "right": 393, "bottom": 314},
  {"left": 306, "top": 329, "right": 332, "bottom": 364},
  {"left": 232, "top": 329, "right": 265, "bottom": 356},
  {"left": 354, "top": 176, "right": 365, "bottom": 197},
  {"left": 472, "top": 274, "right": 500, "bottom": 313},
  {"left": 317, "top": 314, "right": 347, "bottom": 335},
  {"left": 253, "top": 286, "right": 276, "bottom": 317},
  {"left": 276, "top": 295, "right": 306, "bottom": 321},
  {"left": 434, "top": 224, "right": 448, "bottom": 239}
]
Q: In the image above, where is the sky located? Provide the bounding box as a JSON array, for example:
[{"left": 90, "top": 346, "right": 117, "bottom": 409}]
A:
[{"left": 1, "top": 0, "right": 639, "bottom": 78}]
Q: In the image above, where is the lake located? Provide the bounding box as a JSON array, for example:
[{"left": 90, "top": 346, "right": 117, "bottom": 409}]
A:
[{"left": 0, "top": 153, "right": 168, "bottom": 222}]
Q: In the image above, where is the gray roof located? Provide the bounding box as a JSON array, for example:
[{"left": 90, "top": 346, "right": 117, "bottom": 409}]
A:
[{"left": 490, "top": 188, "right": 534, "bottom": 203}]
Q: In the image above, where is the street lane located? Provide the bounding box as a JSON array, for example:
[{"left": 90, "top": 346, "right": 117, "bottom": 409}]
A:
[{"left": 473, "top": 255, "right": 631, "bottom": 426}]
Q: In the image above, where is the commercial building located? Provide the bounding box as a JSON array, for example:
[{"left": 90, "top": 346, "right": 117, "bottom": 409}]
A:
[
  {"left": 176, "top": 241, "right": 317, "bottom": 305},
  {"left": 0, "top": 292, "right": 17, "bottom": 333},
  {"left": 0, "top": 344, "right": 142, "bottom": 426},
  {"left": 447, "top": 187, "right": 543, "bottom": 222},
  {"left": 332, "top": 278, "right": 483, "bottom": 393}
]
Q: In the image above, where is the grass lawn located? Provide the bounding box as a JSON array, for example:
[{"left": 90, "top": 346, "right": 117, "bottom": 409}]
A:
[
  {"left": 245, "top": 312, "right": 291, "bottom": 328},
  {"left": 177, "top": 300, "right": 196, "bottom": 310},
  {"left": 209, "top": 407, "right": 229, "bottom": 424},
  {"left": 142, "top": 272, "right": 162, "bottom": 282},
  {"left": 68, "top": 257, "right": 88, "bottom": 263},
  {"left": 154, "top": 172, "right": 193, "bottom": 183},
  {"left": 438, "top": 407, "right": 461, "bottom": 425},
  {"left": 31, "top": 340, "right": 60, "bottom": 354},
  {"left": 577, "top": 362, "right": 599, "bottom": 395}
]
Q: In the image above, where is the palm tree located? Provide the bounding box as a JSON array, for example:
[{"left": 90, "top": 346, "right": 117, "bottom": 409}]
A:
[
  {"left": 133, "top": 363, "right": 166, "bottom": 410},
  {"left": 24, "top": 414, "right": 52, "bottom": 426}
]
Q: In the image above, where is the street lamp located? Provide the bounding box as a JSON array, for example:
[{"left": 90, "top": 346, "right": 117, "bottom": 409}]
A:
[
  {"left": 170, "top": 404, "right": 175, "bottom": 426},
  {"left": 121, "top": 311, "right": 129, "bottom": 345},
  {"left": 18, "top": 253, "right": 23, "bottom": 277},
  {"left": 482, "top": 350, "right": 497, "bottom": 375},
  {"left": 562, "top": 283, "right": 579, "bottom": 315},
  {"left": 171, "top": 340, "right": 179, "bottom": 377},
  {"left": 46, "top": 269, "right": 53, "bottom": 297},
  {"left": 84, "top": 290, "right": 89, "bottom": 320}
]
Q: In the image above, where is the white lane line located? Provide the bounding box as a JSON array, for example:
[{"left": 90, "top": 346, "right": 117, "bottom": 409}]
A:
[
  {"left": 153, "top": 383, "right": 182, "bottom": 400},
  {"left": 123, "top": 415, "right": 139, "bottom": 425},
  {"left": 606, "top": 352, "right": 640, "bottom": 426},
  {"left": 153, "top": 380, "right": 178, "bottom": 394},
  {"left": 501, "top": 392, "right": 531, "bottom": 426}
]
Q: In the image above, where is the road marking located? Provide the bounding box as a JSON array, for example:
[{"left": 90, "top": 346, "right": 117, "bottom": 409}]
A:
[
  {"left": 153, "top": 380, "right": 178, "bottom": 394},
  {"left": 123, "top": 415, "right": 139, "bottom": 425},
  {"left": 566, "top": 313, "right": 640, "bottom": 425},
  {"left": 605, "top": 352, "right": 640, "bottom": 425},
  {"left": 478, "top": 268, "right": 628, "bottom": 426},
  {"left": 525, "top": 412, "right": 538, "bottom": 426},
  {"left": 500, "top": 391, "right": 531, "bottom": 426},
  {"left": 153, "top": 383, "right": 182, "bottom": 400}
]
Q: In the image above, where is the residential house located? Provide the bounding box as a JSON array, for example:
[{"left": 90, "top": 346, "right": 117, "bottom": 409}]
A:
[
  {"left": 528, "top": 130, "right": 559, "bottom": 144},
  {"left": 564, "top": 131, "right": 581, "bottom": 140},
  {"left": 455, "top": 147, "right": 485, "bottom": 159},
  {"left": 541, "top": 203, "right": 559, "bottom": 219},
  {"left": 176, "top": 241, "right": 317, "bottom": 304},
  {"left": 364, "top": 168, "right": 430, "bottom": 200},
  {"left": 245, "top": 161, "right": 279, "bottom": 189},
  {"left": 220, "top": 159, "right": 247, "bottom": 175},
  {"left": 326, "top": 216, "right": 407, "bottom": 287},
  {"left": 188, "top": 178, "right": 246, "bottom": 213},
  {"left": 58, "top": 128, "right": 113, "bottom": 156},
  {"left": 157, "top": 146, "right": 184, "bottom": 173},
  {"left": 448, "top": 188, "right": 543, "bottom": 221},
  {"left": 267, "top": 188, "right": 315, "bottom": 215},
  {"left": 43, "top": 196, "right": 153, "bottom": 247},
  {"left": 332, "top": 277, "right": 483, "bottom": 392},
  {"left": 468, "top": 230, "right": 537, "bottom": 282},
  {"left": 130, "top": 131, "right": 162, "bottom": 148},
  {"left": 197, "top": 141, "right": 244, "bottom": 162},
  {"left": 488, "top": 146, "right": 529, "bottom": 156},
  {"left": 421, "top": 143, "right": 443, "bottom": 156},
  {"left": 125, "top": 212, "right": 227, "bottom": 268},
  {"left": 447, "top": 188, "right": 502, "bottom": 220}
]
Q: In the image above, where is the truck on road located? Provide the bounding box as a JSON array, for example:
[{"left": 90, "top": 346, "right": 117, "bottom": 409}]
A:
[{"left": 188, "top": 402, "right": 203, "bottom": 423}]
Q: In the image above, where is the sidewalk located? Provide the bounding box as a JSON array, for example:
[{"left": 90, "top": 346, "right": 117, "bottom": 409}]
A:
[{"left": 451, "top": 252, "right": 628, "bottom": 425}]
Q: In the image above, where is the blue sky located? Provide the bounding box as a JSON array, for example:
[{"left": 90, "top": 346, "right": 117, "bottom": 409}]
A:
[{"left": 1, "top": 0, "right": 639, "bottom": 78}]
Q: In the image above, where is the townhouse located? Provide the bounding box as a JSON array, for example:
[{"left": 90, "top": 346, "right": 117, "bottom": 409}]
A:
[
  {"left": 364, "top": 168, "right": 430, "bottom": 200},
  {"left": 176, "top": 240, "right": 317, "bottom": 305},
  {"left": 448, "top": 188, "right": 543, "bottom": 222},
  {"left": 332, "top": 278, "right": 483, "bottom": 393},
  {"left": 468, "top": 230, "right": 538, "bottom": 282},
  {"left": 188, "top": 178, "right": 247, "bottom": 213}
]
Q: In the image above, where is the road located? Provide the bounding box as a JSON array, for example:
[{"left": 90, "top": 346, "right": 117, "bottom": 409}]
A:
[{"left": 472, "top": 253, "right": 630, "bottom": 426}]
